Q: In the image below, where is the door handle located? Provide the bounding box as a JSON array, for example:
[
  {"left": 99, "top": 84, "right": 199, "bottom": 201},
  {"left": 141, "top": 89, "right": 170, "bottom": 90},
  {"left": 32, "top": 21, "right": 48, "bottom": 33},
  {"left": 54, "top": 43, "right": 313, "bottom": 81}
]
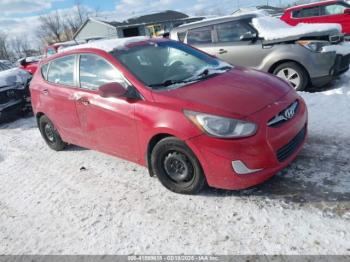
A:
[
  {"left": 42, "top": 89, "right": 49, "bottom": 95},
  {"left": 218, "top": 49, "right": 228, "bottom": 54},
  {"left": 77, "top": 97, "right": 90, "bottom": 106}
]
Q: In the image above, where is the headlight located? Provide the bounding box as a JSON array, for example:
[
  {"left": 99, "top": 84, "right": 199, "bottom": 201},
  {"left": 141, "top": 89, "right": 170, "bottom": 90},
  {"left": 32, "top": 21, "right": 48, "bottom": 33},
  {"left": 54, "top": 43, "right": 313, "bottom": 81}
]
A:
[
  {"left": 297, "top": 40, "right": 330, "bottom": 52},
  {"left": 184, "top": 110, "right": 257, "bottom": 138}
]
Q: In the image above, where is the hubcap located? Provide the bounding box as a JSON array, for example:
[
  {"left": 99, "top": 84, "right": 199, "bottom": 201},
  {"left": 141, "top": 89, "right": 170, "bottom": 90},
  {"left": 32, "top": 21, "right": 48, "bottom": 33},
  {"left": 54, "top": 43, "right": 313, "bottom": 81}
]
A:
[
  {"left": 163, "top": 152, "right": 194, "bottom": 183},
  {"left": 44, "top": 123, "right": 55, "bottom": 143},
  {"left": 276, "top": 68, "right": 301, "bottom": 89}
]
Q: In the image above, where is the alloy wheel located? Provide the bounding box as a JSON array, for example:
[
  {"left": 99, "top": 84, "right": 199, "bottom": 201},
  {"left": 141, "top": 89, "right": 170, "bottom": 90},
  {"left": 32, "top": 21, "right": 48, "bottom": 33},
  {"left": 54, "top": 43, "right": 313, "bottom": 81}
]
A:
[{"left": 276, "top": 68, "right": 301, "bottom": 90}]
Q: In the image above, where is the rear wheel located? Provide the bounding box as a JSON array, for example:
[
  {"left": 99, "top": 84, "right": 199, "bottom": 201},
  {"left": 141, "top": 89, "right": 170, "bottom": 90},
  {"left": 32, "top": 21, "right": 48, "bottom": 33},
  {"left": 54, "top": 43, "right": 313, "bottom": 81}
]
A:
[
  {"left": 273, "top": 62, "right": 309, "bottom": 91},
  {"left": 39, "top": 115, "right": 67, "bottom": 151},
  {"left": 151, "top": 137, "right": 206, "bottom": 194}
]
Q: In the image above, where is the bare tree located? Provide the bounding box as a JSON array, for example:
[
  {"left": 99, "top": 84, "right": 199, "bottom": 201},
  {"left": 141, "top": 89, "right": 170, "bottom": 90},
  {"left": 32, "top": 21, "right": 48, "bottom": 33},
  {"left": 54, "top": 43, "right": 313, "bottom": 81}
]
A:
[
  {"left": 11, "top": 37, "right": 31, "bottom": 59},
  {"left": 37, "top": 11, "right": 64, "bottom": 44},
  {"left": 36, "top": 1, "right": 97, "bottom": 45},
  {"left": 0, "top": 33, "right": 11, "bottom": 60}
]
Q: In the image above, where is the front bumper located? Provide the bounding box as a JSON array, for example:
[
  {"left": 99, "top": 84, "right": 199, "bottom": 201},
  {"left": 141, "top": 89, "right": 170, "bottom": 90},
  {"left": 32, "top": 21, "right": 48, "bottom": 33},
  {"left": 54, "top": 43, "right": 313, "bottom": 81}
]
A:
[
  {"left": 311, "top": 54, "right": 350, "bottom": 87},
  {"left": 186, "top": 91, "right": 308, "bottom": 190}
]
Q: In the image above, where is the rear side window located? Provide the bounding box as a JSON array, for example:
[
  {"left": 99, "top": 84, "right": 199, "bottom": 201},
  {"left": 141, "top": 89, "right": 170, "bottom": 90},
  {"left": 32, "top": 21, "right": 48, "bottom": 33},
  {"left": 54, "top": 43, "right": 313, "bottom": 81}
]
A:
[
  {"left": 187, "top": 26, "right": 213, "bottom": 45},
  {"left": 47, "top": 55, "right": 75, "bottom": 86},
  {"left": 216, "top": 21, "right": 255, "bottom": 43},
  {"left": 293, "top": 7, "right": 321, "bottom": 18},
  {"left": 79, "top": 54, "right": 128, "bottom": 90},
  {"left": 41, "top": 63, "right": 49, "bottom": 80}
]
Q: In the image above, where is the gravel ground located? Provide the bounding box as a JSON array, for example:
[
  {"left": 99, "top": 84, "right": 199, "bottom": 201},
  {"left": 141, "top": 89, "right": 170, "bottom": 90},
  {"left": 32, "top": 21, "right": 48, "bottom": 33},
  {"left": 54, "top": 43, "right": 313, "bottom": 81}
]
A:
[{"left": 0, "top": 74, "right": 350, "bottom": 255}]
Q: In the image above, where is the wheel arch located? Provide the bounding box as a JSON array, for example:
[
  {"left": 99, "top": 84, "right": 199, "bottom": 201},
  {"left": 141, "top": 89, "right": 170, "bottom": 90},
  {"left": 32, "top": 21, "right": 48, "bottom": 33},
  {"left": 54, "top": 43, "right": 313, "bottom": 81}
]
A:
[
  {"left": 268, "top": 59, "right": 310, "bottom": 81},
  {"left": 146, "top": 133, "right": 175, "bottom": 177}
]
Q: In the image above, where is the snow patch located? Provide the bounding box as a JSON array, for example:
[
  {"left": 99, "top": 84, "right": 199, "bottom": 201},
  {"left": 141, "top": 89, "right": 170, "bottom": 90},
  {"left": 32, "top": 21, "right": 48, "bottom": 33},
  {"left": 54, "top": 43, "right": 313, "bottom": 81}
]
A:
[
  {"left": 0, "top": 68, "right": 30, "bottom": 87},
  {"left": 322, "top": 42, "right": 350, "bottom": 55},
  {"left": 252, "top": 16, "right": 341, "bottom": 41},
  {"left": 61, "top": 36, "right": 150, "bottom": 53}
]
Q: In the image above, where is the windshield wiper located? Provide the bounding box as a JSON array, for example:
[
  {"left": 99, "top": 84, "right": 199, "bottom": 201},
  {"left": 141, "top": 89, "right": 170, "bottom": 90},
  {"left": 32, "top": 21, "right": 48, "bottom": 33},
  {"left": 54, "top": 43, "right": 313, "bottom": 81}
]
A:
[
  {"left": 149, "top": 66, "right": 232, "bottom": 89},
  {"left": 149, "top": 78, "right": 196, "bottom": 89}
]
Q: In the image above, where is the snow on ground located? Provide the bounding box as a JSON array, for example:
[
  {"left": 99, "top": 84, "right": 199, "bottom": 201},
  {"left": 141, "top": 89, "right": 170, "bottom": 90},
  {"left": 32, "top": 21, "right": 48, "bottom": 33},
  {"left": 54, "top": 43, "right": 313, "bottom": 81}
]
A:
[{"left": 0, "top": 72, "right": 350, "bottom": 255}]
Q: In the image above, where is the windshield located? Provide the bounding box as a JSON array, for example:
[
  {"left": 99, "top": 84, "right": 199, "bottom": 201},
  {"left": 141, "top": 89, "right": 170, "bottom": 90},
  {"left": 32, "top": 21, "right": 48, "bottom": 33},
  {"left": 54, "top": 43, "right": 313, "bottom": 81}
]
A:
[{"left": 111, "top": 41, "right": 232, "bottom": 90}]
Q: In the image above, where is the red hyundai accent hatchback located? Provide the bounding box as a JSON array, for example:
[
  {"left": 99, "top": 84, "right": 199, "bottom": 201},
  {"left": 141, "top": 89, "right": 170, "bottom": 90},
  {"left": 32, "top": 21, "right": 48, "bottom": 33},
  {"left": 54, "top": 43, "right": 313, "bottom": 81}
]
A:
[{"left": 30, "top": 37, "right": 308, "bottom": 194}]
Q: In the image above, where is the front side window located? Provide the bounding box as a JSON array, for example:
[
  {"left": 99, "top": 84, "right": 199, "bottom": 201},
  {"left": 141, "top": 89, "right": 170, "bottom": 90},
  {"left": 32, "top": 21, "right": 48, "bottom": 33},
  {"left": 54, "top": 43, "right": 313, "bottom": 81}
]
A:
[
  {"left": 112, "top": 41, "right": 231, "bottom": 90},
  {"left": 187, "top": 26, "right": 213, "bottom": 45},
  {"left": 322, "top": 4, "right": 347, "bottom": 15},
  {"left": 79, "top": 54, "right": 128, "bottom": 90},
  {"left": 216, "top": 21, "right": 254, "bottom": 43},
  {"left": 47, "top": 55, "right": 75, "bottom": 86},
  {"left": 293, "top": 7, "right": 320, "bottom": 18}
]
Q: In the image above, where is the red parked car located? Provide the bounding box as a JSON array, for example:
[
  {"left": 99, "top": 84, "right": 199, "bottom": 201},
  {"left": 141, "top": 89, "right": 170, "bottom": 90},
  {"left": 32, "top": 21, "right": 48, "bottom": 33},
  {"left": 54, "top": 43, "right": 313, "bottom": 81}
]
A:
[
  {"left": 19, "top": 42, "right": 77, "bottom": 75},
  {"left": 30, "top": 37, "right": 308, "bottom": 194},
  {"left": 281, "top": 0, "right": 350, "bottom": 35}
]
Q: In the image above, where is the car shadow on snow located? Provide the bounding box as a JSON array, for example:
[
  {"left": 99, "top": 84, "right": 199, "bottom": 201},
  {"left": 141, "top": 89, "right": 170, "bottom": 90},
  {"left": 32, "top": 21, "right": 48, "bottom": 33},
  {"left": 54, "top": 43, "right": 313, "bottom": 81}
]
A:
[{"left": 202, "top": 134, "right": 350, "bottom": 218}]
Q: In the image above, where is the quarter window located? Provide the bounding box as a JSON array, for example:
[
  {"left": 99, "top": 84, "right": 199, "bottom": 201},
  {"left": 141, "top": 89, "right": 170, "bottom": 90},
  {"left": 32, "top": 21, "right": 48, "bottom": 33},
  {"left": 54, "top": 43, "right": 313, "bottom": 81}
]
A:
[
  {"left": 187, "top": 26, "right": 213, "bottom": 45},
  {"left": 47, "top": 55, "right": 75, "bottom": 86},
  {"left": 216, "top": 21, "right": 254, "bottom": 43},
  {"left": 322, "top": 4, "right": 346, "bottom": 15},
  {"left": 79, "top": 54, "right": 128, "bottom": 90}
]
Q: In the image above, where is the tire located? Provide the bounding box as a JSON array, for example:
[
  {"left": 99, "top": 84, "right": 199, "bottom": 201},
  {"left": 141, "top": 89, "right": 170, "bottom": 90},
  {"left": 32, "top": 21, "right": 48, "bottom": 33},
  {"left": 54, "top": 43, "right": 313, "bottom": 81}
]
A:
[
  {"left": 39, "top": 115, "right": 67, "bottom": 151},
  {"left": 273, "top": 62, "right": 309, "bottom": 91},
  {"left": 151, "top": 137, "right": 206, "bottom": 194}
]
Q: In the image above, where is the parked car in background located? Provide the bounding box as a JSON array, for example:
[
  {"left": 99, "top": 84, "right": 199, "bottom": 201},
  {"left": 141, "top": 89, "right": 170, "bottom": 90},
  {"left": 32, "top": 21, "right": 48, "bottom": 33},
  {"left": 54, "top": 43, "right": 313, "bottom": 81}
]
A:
[
  {"left": 0, "top": 61, "right": 32, "bottom": 123},
  {"left": 19, "top": 56, "right": 42, "bottom": 75},
  {"left": 281, "top": 0, "right": 350, "bottom": 36},
  {"left": 31, "top": 37, "right": 307, "bottom": 194},
  {"left": 19, "top": 41, "right": 78, "bottom": 75},
  {"left": 170, "top": 14, "right": 350, "bottom": 91}
]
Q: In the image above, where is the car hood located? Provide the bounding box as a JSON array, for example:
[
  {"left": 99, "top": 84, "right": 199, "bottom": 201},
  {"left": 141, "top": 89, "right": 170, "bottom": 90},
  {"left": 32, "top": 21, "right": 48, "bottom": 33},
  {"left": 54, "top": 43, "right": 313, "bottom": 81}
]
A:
[
  {"left": 262, "top": 28, "right": 341, "bottom": 44},
  {"left": 0, "top": 68, "right": 31, "bottom": 89},
  {"left": 153, "top": 67, "right": 292, "bottom": 117}
]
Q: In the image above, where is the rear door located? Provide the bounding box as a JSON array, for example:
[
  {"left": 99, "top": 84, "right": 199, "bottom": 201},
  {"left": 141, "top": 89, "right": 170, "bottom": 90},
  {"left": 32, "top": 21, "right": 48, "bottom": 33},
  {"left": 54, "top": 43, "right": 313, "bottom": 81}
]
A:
[
  {"left": 74, "top": 53, "right": 140, "bottom": 161},
  {"left": 43, "top": 55, "right": 84, "bottom": 145}
]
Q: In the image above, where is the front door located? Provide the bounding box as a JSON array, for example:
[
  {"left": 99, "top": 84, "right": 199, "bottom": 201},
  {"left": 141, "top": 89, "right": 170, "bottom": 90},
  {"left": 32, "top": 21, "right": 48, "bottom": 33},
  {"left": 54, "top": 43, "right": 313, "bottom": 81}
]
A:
[{"left": 74, "top": 53, "right": 140, "bottom": 161}]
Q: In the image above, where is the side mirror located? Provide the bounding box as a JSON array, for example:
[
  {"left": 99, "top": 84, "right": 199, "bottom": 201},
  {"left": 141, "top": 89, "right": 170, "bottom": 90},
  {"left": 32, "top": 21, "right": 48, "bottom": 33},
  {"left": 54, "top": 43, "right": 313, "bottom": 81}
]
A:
[
  {"left": 99, "top": 82, "right": 127, "bottom": 98},
  {"left": 240, "top": 32, "right": 257, "bottom": 42},
  {"left": 344, "top": 8, "right": 350, "bottom": 14}
]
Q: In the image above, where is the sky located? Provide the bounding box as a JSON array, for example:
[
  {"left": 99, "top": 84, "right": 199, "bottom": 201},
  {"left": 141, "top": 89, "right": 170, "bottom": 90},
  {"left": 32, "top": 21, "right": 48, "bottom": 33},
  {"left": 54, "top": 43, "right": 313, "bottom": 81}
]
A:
[{"left": 0, "top": 0, "right": 298, "bottom": 47}]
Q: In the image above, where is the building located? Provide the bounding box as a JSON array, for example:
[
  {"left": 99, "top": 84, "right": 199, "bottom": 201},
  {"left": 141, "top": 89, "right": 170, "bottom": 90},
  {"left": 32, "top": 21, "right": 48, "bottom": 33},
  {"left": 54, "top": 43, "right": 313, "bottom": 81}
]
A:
[{"left": 73, "top": 10, "right": 204, "bottom": 42}]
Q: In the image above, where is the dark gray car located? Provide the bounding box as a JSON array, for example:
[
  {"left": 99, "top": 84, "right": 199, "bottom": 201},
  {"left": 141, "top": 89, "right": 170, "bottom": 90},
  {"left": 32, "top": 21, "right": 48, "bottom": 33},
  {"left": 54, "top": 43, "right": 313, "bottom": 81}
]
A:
[
  {"left": 0, "top": 62, "right": 31, "bottom": 122},
  {"left": 170, "top": 14, "right": 349, "bottom": 91}
]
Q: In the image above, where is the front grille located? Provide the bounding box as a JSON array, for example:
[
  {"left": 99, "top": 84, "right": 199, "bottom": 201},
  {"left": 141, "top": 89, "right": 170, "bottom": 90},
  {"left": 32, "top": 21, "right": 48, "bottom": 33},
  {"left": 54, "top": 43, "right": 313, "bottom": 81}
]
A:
[
  {"left": 276, "top": 126, "right": 306, "bottom": 162},
  {"left": 334, "top": 54, "right": 350, "bottom": 76}
]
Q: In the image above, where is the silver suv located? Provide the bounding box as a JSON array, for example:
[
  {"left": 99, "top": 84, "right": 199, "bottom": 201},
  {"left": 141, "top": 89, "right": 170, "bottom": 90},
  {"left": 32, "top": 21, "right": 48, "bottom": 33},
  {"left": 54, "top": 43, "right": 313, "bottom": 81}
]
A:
[{"left": 170, "top": 14, "right": 349, "bottom": 91}]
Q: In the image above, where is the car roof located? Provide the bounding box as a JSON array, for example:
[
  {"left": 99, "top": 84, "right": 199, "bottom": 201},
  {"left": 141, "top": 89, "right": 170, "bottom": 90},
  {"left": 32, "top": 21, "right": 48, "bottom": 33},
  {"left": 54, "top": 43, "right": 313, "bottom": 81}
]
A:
[
  {"left": 285, "top": 0, "right": 345, "bottom": 11},
  {"left": 172, "top": 14, "right": 257, "bottom": 32},
  {"left": 40, "top": 36, "right": 170, "bottom": 63}
]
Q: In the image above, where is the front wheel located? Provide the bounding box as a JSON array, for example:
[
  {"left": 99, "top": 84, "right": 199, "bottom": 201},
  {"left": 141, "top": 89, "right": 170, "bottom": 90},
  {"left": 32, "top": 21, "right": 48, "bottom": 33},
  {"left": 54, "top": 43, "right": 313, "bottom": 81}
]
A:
[
  {"left": 273, "top": 62, "right": 309, "bottom": 91},
  {"left": 39, "top": 115, "right": 67, "bottom": 151},
  {"left": 151, "top": 137, "right": 206, "bottom": 194}
]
